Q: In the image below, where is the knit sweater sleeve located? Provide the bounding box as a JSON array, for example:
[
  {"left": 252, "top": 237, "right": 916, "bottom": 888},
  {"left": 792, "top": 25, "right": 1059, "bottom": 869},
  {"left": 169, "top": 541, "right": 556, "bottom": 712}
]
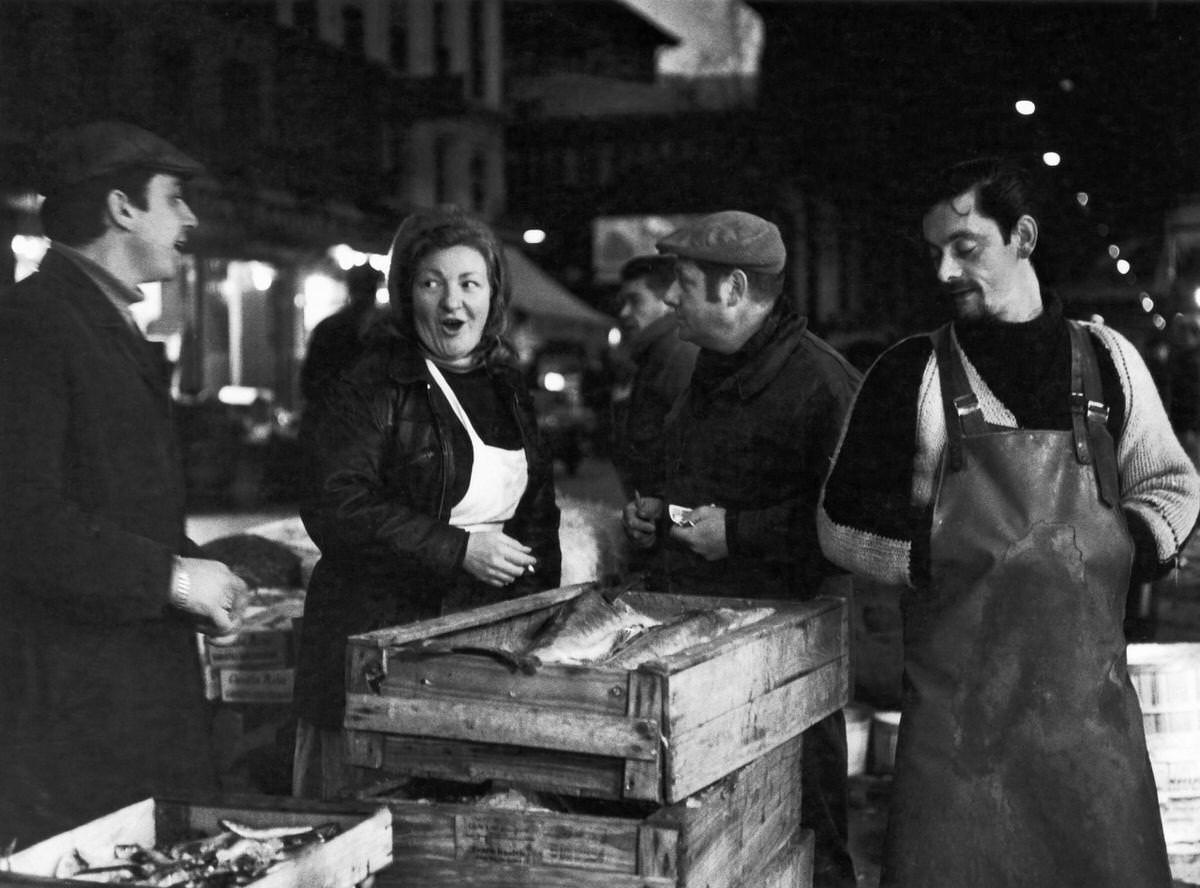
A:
[
  {"left": 818, "top": 335, "right": 935, "bottom": 587},
  {"left": 1090, "top": 323, "right": 1200, "bottom": 566}
]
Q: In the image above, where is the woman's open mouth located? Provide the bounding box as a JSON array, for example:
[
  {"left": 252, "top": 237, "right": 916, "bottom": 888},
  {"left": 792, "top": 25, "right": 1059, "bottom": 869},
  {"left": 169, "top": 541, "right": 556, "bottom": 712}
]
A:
[{"left": 440, "top": 317, "right": 466, "bottom": 333}]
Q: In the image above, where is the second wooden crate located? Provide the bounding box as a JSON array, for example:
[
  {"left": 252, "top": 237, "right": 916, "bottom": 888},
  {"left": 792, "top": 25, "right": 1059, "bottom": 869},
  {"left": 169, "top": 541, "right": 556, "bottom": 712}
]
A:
[{"left": 368, "top": 732, "right": 810, "bottom": 888}]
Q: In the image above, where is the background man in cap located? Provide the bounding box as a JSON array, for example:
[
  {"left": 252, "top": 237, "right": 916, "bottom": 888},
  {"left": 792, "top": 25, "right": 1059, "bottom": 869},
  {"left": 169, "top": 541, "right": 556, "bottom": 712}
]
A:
[
  {"left": 609, "top": 254, "right": 698, "bottom": 499},
  {"left": 0, "top": 120, "right": 248, "bottom": 845},
  {"left": 621, "top": 209, "right": 861, "bottom": 888}
]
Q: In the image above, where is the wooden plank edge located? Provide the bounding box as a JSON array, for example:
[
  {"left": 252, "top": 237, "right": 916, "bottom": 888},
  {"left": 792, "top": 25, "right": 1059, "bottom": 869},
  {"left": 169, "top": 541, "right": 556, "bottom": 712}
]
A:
[
  {"left": 350, "top": 583, "right": 597, "bottom": 649},
  {"left": 346, "top": 694, "right": 661, "bottom": 760},
  {"left": 664, "top": 656, "right": 849, "bottom": 801}
]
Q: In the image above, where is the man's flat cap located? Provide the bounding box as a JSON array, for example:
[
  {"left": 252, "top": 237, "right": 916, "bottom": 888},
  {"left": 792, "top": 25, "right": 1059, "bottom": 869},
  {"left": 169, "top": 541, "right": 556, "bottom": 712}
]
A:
[
  {"left": 657, "top": 210, "right": 785, "bottom": 274},
  {"left": 38, "top": 120, "right": 204, "bottom": 196}
]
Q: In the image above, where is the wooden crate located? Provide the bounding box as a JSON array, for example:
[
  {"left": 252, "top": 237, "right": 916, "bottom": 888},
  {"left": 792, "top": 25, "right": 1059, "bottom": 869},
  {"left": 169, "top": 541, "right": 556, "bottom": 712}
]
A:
[
  {"left": 367, "top": 733, "right": 807, "bottom": 888},
  {"left": 0, "top": 796, "right": 392, "bottom": 888},
  {"left": 344, "top": 584, "right": 848, "bottom": 804}
]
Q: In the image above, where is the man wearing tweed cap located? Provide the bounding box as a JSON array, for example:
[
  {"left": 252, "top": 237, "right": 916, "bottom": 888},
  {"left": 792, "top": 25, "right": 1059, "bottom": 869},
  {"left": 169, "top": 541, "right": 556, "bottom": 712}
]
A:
[{"left": 623, "top": 209, "right": 862, "bottom": 887}]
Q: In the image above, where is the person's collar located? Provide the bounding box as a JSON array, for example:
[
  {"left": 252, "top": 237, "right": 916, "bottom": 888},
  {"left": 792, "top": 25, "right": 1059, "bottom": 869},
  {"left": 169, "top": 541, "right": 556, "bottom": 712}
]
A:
[
  {"left": 422, "top": 346, "right": 484, "bottom": 373},
  {"left": 52, "top": 242, "right": 144, "bottom": 306},
  {"left": 51, "top": 242, "right": 145, "bottom": 332},
  {"left": 692, "top": 299, "right": 794, "bottom": 391}
]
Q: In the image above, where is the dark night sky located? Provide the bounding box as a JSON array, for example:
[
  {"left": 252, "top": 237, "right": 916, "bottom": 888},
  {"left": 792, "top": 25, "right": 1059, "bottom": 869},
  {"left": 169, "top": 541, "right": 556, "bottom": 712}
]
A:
[{"left": 757, "top": 1, "right": 1200, "bottom": 290}]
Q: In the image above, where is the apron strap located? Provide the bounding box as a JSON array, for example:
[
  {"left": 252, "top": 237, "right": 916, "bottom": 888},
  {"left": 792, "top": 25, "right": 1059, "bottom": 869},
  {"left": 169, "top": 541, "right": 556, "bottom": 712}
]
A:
[
  {"left": 1068, "top": 322, "right": 1119, "bottom": 507},
  {"left": 933, "top": 325, "right": 989, "bottom": 471}
]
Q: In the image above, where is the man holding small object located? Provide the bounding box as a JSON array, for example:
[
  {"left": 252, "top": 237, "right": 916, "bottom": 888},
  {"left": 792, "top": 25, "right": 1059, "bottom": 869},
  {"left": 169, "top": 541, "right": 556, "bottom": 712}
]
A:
[
  {"left": 620, "top": 210, "right": 861, "bottom": 888},
  {"left": 0, "top": 121, "right": 248, "bottom": 846}
]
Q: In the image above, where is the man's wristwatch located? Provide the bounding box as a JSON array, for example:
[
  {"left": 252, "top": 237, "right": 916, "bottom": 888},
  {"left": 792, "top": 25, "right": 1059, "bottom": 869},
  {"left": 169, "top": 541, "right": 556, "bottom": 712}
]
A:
[{"left": 172, "top": 557, "right": 191, "bottom": 608}]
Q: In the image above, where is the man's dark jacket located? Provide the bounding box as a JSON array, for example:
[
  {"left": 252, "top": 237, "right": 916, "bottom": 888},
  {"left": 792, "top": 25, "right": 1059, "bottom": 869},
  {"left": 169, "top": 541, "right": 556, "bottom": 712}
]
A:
[
  {"left": 0, "top": 250, "right": 216, "bottom": 846},
  {"left": 295, "top": 327, "right": 561, "bottom": 729},
  {"left": 638, "top": 304, "right": 863, "bottom": 886},
  {"left": 641, "top": 307, "right": 861, "bottom": 598}
]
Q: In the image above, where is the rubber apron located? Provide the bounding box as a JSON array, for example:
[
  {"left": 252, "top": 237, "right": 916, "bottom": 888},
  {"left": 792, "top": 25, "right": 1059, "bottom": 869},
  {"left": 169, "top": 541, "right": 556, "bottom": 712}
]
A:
[
  {"left": 425, "top": 359, "right": 527, "bottom": 532},
  {"left": 881, "top": 322, "right": 1170, "bottom": 888}
]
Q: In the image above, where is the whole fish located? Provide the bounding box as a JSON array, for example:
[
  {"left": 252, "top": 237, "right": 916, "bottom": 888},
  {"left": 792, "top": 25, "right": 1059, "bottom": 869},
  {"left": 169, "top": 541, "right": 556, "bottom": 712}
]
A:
[
  {"left": 527, "top": 588, "right": 662, "bottom": 665},
  {"left": 604, "top": 606, "right": 775, "bottom": 669}
]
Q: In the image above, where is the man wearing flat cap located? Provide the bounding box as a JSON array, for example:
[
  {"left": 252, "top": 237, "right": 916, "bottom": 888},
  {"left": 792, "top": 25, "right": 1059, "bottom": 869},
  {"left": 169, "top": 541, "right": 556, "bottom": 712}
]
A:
[
  {"left": 0, "top": 120, "right": 248, "bottom": 845},
  {"left": 621, "top": 209, "right": 861, "bottom": 887}
]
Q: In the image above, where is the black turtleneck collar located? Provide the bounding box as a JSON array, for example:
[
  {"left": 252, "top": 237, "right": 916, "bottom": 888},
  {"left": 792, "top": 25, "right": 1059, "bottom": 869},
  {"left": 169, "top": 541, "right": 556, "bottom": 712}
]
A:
[{"left": 954, "top": 291, "right": 1074, "bottom": 428}]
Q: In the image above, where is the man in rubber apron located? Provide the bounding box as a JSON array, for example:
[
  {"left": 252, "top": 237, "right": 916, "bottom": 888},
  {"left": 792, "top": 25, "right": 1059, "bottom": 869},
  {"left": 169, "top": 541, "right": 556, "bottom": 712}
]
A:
[{"left": 818, "top": 156, "right": 1200, "bottom": 887}]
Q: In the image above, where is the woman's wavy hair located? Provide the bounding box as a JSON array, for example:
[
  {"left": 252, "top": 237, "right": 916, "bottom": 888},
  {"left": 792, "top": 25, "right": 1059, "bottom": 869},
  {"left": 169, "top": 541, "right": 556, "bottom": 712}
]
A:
[{"left": 385, "top": 205, "right": 512, "bottom": 361}]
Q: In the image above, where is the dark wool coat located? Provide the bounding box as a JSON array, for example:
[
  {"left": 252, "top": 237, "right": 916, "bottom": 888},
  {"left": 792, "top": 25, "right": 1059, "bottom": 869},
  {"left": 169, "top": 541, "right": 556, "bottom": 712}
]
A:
[
  {"left": 640, "top": 308, "right": 861, "bottom": 599},
  {"left": 294, "top": 329, "right": 561, "bottom": 729},
  {"left": 0, "top": 250, "right": 216, "bottom": 847}
]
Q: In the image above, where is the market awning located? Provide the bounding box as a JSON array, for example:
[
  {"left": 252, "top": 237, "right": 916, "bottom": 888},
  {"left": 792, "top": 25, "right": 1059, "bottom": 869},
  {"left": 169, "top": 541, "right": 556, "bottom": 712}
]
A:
[{"left": 504, "top": 246, "right": 614, "bottom": 329}]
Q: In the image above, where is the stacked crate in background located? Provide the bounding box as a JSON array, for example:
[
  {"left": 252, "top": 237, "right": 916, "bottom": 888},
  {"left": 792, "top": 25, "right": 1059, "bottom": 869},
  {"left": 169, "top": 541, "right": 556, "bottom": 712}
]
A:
[
  {"left": 1128, "top": 643, "right": 1200, "bottom": 885},
  {"left": 340, "top": 582, "right": 850, "bottom": 887}
]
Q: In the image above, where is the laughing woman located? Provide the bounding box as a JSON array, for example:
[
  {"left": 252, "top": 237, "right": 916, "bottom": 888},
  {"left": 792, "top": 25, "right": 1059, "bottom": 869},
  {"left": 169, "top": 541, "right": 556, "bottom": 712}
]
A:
[{"left": 293, "top": 207, "right": 561, "bottom": 799}]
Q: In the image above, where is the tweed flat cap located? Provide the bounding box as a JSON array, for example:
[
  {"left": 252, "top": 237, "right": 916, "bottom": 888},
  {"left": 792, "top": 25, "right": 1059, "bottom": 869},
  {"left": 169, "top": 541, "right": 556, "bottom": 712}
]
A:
[
  {"left": 657, "top": 210, "right": 785, "bottom": 274},
  {"left": 38, "top": 120, "right": 204, "bottom": 196}
]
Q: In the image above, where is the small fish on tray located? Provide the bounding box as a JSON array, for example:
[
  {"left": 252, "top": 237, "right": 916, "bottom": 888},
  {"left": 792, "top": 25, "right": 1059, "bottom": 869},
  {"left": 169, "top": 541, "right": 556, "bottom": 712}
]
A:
[
  {"left": 52, "top": 820, "right": 341, "bottom": 886},
  {"left": 526, "top": 586, "right": 663, "bottom": 666},
  {"left": 603, "top": 606, "right": 775, "bottom": 668}
]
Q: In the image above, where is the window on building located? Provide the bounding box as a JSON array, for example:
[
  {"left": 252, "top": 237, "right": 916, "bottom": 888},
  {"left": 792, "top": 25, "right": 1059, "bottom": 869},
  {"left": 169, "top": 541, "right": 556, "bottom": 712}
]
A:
[
  {"left": 433, "top": 1, "right": 450, "bottom": 76},
  {"left": 72, "top": 7, "right": 116, "bottom": 112},
  {"left": 293, "top": 0, "right": 317, "bottom": 38},
  {"left": 389, "top": 19, "right": 408, "bottom": 71},
  {"left": 153, "top": 39, "right": 194, "bottom": 131},
  {"left": 469, "top": 150, "right": 487, "bottom": 212},
  {"left": 562, "top": 148, "right": 579, "bottom": 188},
  {"left": 468, "top": 0, "right": 485, "bottom": 99},
  {"left": 343, "top": 5, "right": 364, "bottom": 56},
  {"left": 434, "top": 134, "right": 452, "bottom": 204},
  {"left": 222, "top": 60, "right": 258, "bottom": 139}
]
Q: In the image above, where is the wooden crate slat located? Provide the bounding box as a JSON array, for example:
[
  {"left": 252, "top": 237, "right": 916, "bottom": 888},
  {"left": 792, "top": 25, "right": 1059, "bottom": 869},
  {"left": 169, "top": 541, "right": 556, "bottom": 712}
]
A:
[
  {"left": 355, "top": 584, "right": 594, "bottom": 649},
  {"left": 665, "top": 656, "right": 848, "bottom": 801},
  {"left": 636, "top": 823, "right": 679, "bottom": 883},
  {"left": 371, "top": 734, "right": 629, "bottom": 799},
  {"left": 646, "top": 735, "right": 803, "bottom": 883},
  {"left": 374, "top": 860, "right": 676, "bottom": 888},
  {"left": 660, "top": 600, "right": 846, "bottom": 736},
  {"left": 733, "top": 828, "right": 814, "bottom": 888},
  {"left": 346, "top": 693, "right": 661, "bottom": 760},
  {"left": 378, "top": 655, "right": 630, "bottom": 715},
  {"left": 623, "top": 670, "right": 665, "bottom": 799}
]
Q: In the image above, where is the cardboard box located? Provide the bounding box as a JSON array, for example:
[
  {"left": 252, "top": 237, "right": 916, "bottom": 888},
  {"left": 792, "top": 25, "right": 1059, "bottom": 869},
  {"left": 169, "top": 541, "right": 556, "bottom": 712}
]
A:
[
  {"left": 344, "top": 583, "right": 848, "bottom": 804},
  {"left": 200, "top": 589, "right": 305, "bottom": 703},
  {"left": 0, "top": 796, "right": 392, "bottom": 888}
]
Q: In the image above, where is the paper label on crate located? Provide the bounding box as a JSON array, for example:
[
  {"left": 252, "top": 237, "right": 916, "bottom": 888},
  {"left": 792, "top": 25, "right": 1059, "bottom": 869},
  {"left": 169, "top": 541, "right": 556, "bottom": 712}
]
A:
[
  {"left": 453, "top": 814, "right": 619, "bottom": 869},
  {"left": 206, "top": 631, "right": 290, "bottom": 668},
  {"left": 218, "top": 668, "right": 295, "bottom": 703}
]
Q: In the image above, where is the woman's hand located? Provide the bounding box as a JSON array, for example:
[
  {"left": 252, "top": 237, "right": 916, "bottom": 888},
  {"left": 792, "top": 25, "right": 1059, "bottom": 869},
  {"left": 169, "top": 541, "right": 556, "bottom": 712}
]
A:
[{"left": 463, "top": 531, "right": 538, "bottom": 587}]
